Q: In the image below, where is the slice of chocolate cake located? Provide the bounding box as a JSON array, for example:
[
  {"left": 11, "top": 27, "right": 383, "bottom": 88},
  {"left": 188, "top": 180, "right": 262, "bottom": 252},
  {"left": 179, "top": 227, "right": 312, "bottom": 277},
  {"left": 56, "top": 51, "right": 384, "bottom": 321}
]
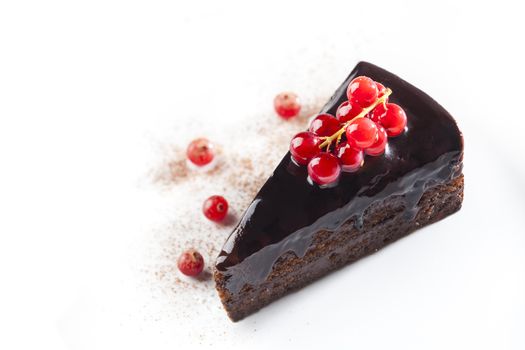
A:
[{"left": 214, "top": 61, "right": 464, "bottom": 321}]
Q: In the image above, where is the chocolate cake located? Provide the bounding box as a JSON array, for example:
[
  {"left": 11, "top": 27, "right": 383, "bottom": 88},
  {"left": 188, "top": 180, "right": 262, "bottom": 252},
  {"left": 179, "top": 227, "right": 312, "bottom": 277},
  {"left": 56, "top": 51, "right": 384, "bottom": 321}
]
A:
[{"left": 214, "top": 61, "right": 464, "bottom": 321}]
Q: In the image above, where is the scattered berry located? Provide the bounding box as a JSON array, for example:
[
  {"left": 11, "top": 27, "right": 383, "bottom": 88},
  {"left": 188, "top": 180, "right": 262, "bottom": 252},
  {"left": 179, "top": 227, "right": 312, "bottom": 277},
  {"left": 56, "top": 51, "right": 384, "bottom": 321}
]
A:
[
  {"left": 336, "top": 142, "right": 364, "bottom": 172},
  {"left": 290, "top": 131, "right": 321, "bottom": 165},
  {"left": 380, "top": 103, "right": 407, "bottom": 137},
  {"left": 309, "top": 113, "right": 341, "bottom": 137},
  {"left": 177, "top": 249, "right": 204, "bottom": 276},
  {"left": 203, "top": 195, "right": 229, "bottom": 222},
  {"left": 365, "top": 125, "right": 388, "bottom": 156},
  {"left": 307, "top": 153, "right": 341, "bottom": 186},
  {"left": 336, "top": 100, "right": 363, "bottom": 123},
  {"left": 346, "top": 76, "right": 378, "bottom": 108},
  {"left": 345, "top": 117, "right": 378, "bottom": 149},
  {"left": 376, "top": 82, "right": 387, "bottom": 98},
  {"left": 186, "top": 138, "right": 214, "bottom": 166},
  {"left": 274, "top": 92, "right": 301, "bottom": 119}
]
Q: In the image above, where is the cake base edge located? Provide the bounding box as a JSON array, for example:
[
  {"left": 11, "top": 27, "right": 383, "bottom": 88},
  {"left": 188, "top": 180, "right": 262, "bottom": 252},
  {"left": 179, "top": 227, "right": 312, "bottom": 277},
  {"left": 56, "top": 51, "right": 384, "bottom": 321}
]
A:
[{"left": 214, "top": 174, "right": 464, "bottom": 321}]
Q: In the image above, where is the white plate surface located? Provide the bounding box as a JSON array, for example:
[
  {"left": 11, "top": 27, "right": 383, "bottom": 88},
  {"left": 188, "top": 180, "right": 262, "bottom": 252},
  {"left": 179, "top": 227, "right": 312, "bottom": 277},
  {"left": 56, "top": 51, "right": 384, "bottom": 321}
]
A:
[{"left": 1, "top": 1, "right": 524, "bottom": 349}]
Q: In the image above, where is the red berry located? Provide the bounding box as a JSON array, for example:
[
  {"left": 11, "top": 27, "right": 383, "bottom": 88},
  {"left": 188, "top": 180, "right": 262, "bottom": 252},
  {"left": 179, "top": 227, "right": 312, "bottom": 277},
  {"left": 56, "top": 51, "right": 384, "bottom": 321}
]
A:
[
  {"left": 274, "top": 92, "right": 301, "bottom": 119},
  {"left": 381, "top": 103, "right": 407, "bottom": 137},
  {"left": 307, "top": 153, "right": 341, "bottom": 186},
  {"left": 203, "top": 195, "right": 229, "bottom": 222},
  {"left": 187, "top": 138, "right": 214, "bottom": 166},
  {"left": 345, "top": 118, "right": 378, "bottom": 149},
  {"left": 369, "top": 103, "right": 387, "bottom": 124},
  {"left": 290, "top": 131, "right": 321, "bottom": 165},
  {"left": 365, "top": 125, "right": 388, "bottom": 156},
  {"left": 346, "top": 76, "right": 378, "bottom": 108},
  {"left": 376, "top": 82, "right": 387, "bottom": 98},
  {"left": 336, "top": 100, "right": 363, "bottom": 123},
  {"left": 336, "top": 142, "right": 364, "bottom": 172},
  {"left": 309, "top": 113, "right": 340, "bottom": 137},
  {"left": 177, "top": 248, "right": 204, "bottom": 276}
]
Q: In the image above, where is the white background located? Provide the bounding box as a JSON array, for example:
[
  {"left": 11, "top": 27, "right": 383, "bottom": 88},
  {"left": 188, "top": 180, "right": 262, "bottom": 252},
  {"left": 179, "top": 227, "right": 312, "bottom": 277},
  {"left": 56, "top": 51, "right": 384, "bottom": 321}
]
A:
[{"left": 1, "top": 1, "right": 525, "bottom": 349}]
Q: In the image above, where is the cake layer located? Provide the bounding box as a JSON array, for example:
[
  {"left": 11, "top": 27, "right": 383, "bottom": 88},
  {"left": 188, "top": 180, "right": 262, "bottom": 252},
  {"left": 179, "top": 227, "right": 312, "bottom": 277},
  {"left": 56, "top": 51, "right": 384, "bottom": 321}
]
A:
[{"left": 215, "top": 175, "right": 464, "bottom": 321}]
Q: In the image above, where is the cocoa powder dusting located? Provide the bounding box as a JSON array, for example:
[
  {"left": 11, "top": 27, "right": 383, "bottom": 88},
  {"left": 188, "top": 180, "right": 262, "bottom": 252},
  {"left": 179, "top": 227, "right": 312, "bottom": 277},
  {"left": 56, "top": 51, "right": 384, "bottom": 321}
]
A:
[{"left": 141, "top": 96, "right": 325, "bottom": 340}]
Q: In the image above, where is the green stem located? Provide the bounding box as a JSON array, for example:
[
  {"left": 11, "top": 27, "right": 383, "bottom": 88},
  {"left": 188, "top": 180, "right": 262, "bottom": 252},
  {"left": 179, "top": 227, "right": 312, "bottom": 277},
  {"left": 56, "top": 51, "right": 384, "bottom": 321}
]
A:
[{"left": 318, "top": 88, "right": 392, "bottom": 150}]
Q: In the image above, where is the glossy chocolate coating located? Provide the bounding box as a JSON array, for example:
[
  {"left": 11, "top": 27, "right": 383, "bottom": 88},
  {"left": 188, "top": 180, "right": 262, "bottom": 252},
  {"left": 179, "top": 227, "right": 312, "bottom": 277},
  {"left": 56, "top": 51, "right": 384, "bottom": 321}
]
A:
[{"left": 215, "top": 62, "right": 463, "bottom": 293}]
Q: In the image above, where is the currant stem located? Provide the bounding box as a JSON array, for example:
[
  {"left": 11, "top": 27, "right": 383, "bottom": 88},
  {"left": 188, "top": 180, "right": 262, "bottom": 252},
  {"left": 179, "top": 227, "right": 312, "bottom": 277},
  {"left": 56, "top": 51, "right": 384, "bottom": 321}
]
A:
[{"left": 318, "top": 88, "right": 392, "bottom": 149}]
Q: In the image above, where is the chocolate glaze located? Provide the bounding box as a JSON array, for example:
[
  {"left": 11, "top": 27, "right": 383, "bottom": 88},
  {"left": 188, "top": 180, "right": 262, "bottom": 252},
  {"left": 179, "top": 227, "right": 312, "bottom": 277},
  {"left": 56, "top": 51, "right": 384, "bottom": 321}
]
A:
[{"left": 216, "top": 62, "right": 463, "bottom": 294}]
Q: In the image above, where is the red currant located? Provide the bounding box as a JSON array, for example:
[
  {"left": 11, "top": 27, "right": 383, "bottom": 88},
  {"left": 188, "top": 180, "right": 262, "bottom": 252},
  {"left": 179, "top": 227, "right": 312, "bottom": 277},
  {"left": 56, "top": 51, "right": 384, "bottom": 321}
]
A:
[
  {"left": 309, "top": 113, "right": 340, "bottom": 137},
  {"left": 376, "top": 82, "right": 386, "bottom": 98},
  {"left": 290, "top": 131, "right": 321, "bottom": 165},
  {"left": 307, "top": 153, "right": 341, "bottom": 186},
  {"left": 274, "top": 92, "right": 301, "bottom": 119},
  {"left": 380, "top": 103, "right": 407, "bottom": 137},
  {"left": 345, "top": 118, "right": 378, "bottom": 149},
  {"left": 365, "top": 125, "right": 388, "bottom": 156},
  {"left": 346, "top": 76, "right": 378, "bottom": 108},
  {"left": 336, "top": 142, "right": 364, "bottom": 172},
  {"left": 369, "top": 103, "right": 387, "bottom": 124},
  {"left": 187, "top": 138, "right": 214, "bottom": 166},
  {"left": 203, "top": 195, "right": 229, "bottom": 222},
  {"left": 336, "top": 100, "right": 363, "bottom": 123},
  {"left": 177, "top": 248, "right": 204, "bottom": 276}
]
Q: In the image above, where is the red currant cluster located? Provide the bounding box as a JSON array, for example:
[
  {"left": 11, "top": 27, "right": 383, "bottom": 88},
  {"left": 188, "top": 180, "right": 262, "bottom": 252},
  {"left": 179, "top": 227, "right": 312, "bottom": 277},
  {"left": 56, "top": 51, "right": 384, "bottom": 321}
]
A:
[{"left": 289, "top": 76, "right": 407, "bottom": 186}]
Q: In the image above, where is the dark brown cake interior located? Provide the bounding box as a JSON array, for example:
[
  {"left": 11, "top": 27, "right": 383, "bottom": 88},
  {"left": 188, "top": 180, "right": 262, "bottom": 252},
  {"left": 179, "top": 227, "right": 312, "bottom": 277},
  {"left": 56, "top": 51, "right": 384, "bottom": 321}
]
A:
[{"left": 214, "top": 61, "right": 464, "bottom": 321}]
